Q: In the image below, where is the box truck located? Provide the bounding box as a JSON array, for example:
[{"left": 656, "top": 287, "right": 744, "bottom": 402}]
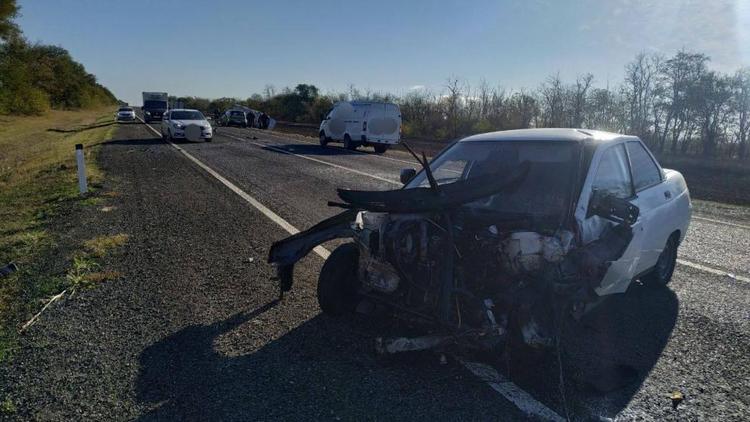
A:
[{"left": 142, "top": 92, "right": 169, "bottom": 123}]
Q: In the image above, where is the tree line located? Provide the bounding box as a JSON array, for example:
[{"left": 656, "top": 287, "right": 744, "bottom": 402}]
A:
[
  {"left": 174, "top": 61, "right": 749, "bottom": 160},
  {"left": 0, "top": 0, "right": 116, "bottom": 115}
]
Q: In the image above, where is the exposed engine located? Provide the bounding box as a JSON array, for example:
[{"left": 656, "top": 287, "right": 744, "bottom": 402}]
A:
[{"left": 352, "top": 210, "right": 582, "bottom": 347}]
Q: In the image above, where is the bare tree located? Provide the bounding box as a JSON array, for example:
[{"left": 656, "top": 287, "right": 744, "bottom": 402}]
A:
[
  {"left": 570, "top": 73, "right": 594, "bottom": 127},
  {"left": 540, "top": 73, "right": 566, "bottom": 127},
  {"left": 732, "top": 68, "right": 750, "bottom": 158}
]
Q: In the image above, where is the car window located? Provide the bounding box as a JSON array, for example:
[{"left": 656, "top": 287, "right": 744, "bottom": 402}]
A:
[
  {"left": 627, "top": 141, "right": 662, "bottom": 191},
  {"left": 592, "top": 144, "right": 632, "bottom": 199}
]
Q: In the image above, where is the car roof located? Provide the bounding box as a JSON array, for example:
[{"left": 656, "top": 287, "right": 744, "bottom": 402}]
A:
[
  {"left": 169, "top": 108, "right": 202, "bottom": 113},
  {"left": 459, "top": 128, "right": 638, "bottom": 144}
]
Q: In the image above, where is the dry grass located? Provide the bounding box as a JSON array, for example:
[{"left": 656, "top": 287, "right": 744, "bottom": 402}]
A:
[
  {"left": 0, "top": 107, "right": 116, "bottom": 361},
  {"left": 83, "top": 233, "right": 129, "bottom": 257}
]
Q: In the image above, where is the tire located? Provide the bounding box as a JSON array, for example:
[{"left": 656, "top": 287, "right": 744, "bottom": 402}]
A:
[
  {"left": 343, "top": 134, "right": 357, "bottom": 150},
  {"left": 205, "top": 137, "right": 212, "bottom": 143},
  {"left": 319, "top": 131, "right": 329, "bottom": 147},
  {"left": 317, "top": 243, "right": 360, "bottom": 316},
  {"left": 373, "top": 144, "right": 389, "bottom": 154},
  {"left": 642, "top": 233, "right": 678, "bottom": 287}
]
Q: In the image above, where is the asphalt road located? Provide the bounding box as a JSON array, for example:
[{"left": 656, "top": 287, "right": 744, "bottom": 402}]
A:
[{"left": 3, "top": 120, "right": 749, "bottom": 421}]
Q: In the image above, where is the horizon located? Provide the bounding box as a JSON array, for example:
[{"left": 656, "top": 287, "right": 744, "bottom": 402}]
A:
[{"left": 17, "top": 0, "right": 750, "bottom": 106}]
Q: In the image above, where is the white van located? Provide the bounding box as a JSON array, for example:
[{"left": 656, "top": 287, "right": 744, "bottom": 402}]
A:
[{"left": 319, "top": 101, "right": 401, "bottom": 153}]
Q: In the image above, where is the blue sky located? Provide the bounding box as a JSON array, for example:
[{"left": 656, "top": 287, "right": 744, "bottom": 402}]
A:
[{"left": 17, "top": 0, "right": 750, "bottom": 105}]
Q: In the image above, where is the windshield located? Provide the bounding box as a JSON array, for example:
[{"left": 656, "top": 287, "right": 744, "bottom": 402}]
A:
[
  {"left": 170, "top": 111, "right": 205, "bottom": 120},
  {"left": 143, "top": 100, "right": 167, "bottom": 109},
  {"left": 230, "top": 111, "right": 245, "bottom": 117},
  {"left": 406, "top": 140, "right": 579, "bottom": 217},
  {"left": 118, "top": 107, "right": 132, "bottom": 112}
]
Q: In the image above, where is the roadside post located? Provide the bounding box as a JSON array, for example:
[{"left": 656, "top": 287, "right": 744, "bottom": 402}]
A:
[{"left": 75, "top": 143, "right": 87, "bottom": 194}]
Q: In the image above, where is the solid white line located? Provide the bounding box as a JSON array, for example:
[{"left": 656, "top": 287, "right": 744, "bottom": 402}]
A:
[
  {"left": 677, "top": 259, "right": 750, "bottom": 283},
  {"left": 137, "top": 116, "right": 329, "bottom": 260},
  {"left": 692, "top": 215, "right": 750, "bottom": 230},
  {"left": 220, "top": 132, "right": 401, "bottom": 186},
  {"left": 137, "top": 116, "right": 561, "bottom": 420},
  {"left": 460, "top": 360, "right": 566, "bottom": 421}
]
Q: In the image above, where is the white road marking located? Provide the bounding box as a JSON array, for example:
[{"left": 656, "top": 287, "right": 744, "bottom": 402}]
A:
[
  {"left": 677, "top": 259, "right": 750, "bottom": 283},
  {"left": 138, "top": 117, "right": 564, "bottom": 421},
  {"left": 692, "top": 215, "right": 750, "bottom": 230},
  {"left": 137, "top": 116, "right": 329, "bottom": 259},
  {"left": 219, "top": 132, "right": 401, "bottom": 186},
  {"left": 460, "top": 360, "right": 566, "bottom": 422}
]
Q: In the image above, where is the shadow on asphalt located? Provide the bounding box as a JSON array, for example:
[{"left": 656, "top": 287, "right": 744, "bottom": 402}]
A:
[
  {"left": 134, "top": 284, "right": 677, "bottom": 420},
  {"left": 260, "top": 143, "right": 389, "bottom": 157},
  {"left": 104, "top": 137, "right": 207, "bottom": 146}
]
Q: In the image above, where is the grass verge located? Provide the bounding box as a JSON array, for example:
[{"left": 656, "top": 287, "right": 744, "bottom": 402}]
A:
[{"left": 0, "top": 108, "right": 119, "bottom": 362}]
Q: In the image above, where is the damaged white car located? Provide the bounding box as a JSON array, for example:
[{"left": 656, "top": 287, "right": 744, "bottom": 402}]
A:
[{"left": 268, "top": 129, "right": 691, "bottom": 353}]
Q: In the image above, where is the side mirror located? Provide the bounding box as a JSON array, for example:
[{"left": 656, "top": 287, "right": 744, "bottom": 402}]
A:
[
  {"left": 588, "top": 189, "right": 639, "bottom": 226},
  {"left": 400, "top": 168, "right": 417, "bottom": 185}
]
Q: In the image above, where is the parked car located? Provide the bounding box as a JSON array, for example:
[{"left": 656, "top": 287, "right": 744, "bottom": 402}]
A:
[
  {"left": 161, "top": 109, "right": 213, "bottom": 142},
  {"left": 269, "top": 128, "right": 691, "bottom": 353},
  {"left": 220, "top": 110, "right": 249, "bottom": 128},
  {"left": 319, "top": 101, "right": 401, "bottom": 153},
  {"left": 115, "top": 106, "right": 136, "bottom": 122}
]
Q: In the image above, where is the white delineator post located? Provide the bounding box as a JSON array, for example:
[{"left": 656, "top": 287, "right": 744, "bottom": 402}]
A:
[{"left": 75, "top": 143, "right": 87, "bottom": 194}]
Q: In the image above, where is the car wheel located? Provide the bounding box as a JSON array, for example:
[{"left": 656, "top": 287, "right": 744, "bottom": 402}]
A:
[
  {"left": 205, "top": 137, "right": 212, "bottom": 143},
  {"left": 373, "top": 144, "right": 388, "bottom": 153},
  {"left": 642, "top": 234, "right": 678, "bottom": 287},
  {"left": 319, "top": 131, "right": 328, "bottom": 147},
  {"left": 317, "top": 243, "right": 360, "bottom": 316},
  {"left": 343, "top": 134, "right": 357, "bottom": 150}
]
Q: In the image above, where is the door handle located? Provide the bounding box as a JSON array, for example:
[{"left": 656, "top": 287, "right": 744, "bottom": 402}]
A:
[{"left": 664, "top": 190, "right": 672, "bottom": 199}]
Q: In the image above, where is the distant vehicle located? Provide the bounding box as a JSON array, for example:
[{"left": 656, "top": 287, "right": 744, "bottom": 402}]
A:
[
  {"left": 142, "top": 92, "right": 169, "bottom": 123},
  {"left": 161, "top": 109, "right": 213, "bottom": 142},
  {"left": 319, "top": 101, "right": 402, "bottom": 153},
  {"left": 219, "top": 109, "right": 249, "bottom": 128},
  {"left": 115, "top": 106, "right": 136, "bottom": 122}
]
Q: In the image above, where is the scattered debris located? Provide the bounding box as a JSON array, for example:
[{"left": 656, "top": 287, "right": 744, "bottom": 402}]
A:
[
  {"left": 19, "top": 289, "right": 67, "bottom": 332},
  {"left": 670, "top": 390, "right": 684, "bottom": 409}
]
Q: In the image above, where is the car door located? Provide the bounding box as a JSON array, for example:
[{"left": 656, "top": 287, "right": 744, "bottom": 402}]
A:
[
  {"left": 625, "top": 140, "right": 670, "bottom": 274},
  {"left": 577, "top": 142, "right": 645, "bottom": 296}
]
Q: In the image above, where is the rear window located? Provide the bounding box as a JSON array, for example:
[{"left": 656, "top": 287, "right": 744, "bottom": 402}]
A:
[
  {"left": 626, "top": 141, "right": 662, "bottom": 191},
  {"left": 230, "top": 111, "right": 245, "bottom": 117},
  {"left": 118, "top": 107, "right": 132, "bottom": 112}
]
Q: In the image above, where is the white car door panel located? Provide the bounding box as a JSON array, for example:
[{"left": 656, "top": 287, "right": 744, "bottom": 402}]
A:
[{"left": 577, "top": 142, "right": 645, "bottom": 296}]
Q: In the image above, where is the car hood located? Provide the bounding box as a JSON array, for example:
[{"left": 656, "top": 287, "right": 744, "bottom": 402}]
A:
[{"left": 171, "top": 119, "right": 210, "bottom": 127}]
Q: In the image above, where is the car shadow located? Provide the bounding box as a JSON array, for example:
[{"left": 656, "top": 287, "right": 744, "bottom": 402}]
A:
[
  {"left": 134, "top": 284, "right": 677, "bottom": 420},
  {"left": 478, "top": 282, "right": 679, "bottom": 419}
]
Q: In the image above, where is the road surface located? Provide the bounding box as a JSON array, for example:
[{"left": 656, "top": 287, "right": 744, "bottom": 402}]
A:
[{"left": 2, "top": 120, "right": 748, "bottom": 421}]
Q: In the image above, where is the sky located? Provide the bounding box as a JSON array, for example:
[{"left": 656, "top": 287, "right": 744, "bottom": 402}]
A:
[{"left": 16, "top": 0, "right": 750, "bottom": 106}]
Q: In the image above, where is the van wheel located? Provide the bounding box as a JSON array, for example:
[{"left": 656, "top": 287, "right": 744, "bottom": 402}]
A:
[
  {"left": 344, "top": 134, "right": 357, "bottom": 150},
  {"left": 373, "top": 144, "right": 389, "bottom": 153},
  {"left": 319, "top": 131, "right": 328, "bottom": 147},
  {"left": 317, "top": 243, "right": 360, "bottom": 316},
  {"left": 642, "top": 234, "right": 678, "bottom": 287}
]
